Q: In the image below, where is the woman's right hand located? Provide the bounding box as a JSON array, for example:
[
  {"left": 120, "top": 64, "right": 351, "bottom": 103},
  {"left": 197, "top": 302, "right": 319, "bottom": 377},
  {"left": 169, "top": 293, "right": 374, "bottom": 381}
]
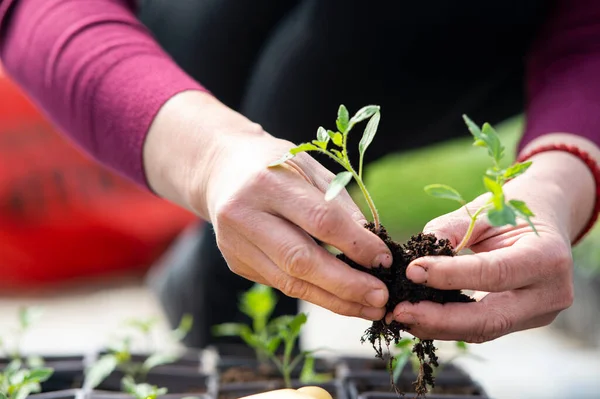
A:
[{"left": 143, "top": 91, "right": 392, "bottom": 320}]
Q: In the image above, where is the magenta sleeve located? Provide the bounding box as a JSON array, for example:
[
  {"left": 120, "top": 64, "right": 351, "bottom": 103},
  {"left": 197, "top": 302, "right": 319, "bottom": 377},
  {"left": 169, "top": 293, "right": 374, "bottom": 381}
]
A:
[
  {"left": 521, "top": 0, "right": 600, "bottom": 152},
  {"left": 0, "top": 0, "right": 207, "bottom": 187}
]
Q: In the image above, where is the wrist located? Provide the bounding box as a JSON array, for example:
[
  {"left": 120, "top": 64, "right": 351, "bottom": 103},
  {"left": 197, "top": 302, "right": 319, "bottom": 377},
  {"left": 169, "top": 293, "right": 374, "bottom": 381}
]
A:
[
  {"left": 142, "top": 90, "right": 263, "bottom": 219},
  {"left": 517, "top": 133, "right": 600, "bottom": 243}
]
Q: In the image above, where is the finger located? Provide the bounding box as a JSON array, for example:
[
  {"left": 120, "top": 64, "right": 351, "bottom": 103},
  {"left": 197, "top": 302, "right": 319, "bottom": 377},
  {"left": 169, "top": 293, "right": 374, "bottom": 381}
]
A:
[
  {"left": 236, "top": 212, "right": 389, "bottom": 309},
  {"left": 406, "top": 232, "right": 570, "bottom": 292},
  {"left": 291, "top": 155, "right": 370, "bottom": 227},
  {"left": 236, "top": 238, "right": 385, "bottom": 321},
  {"left": 224, "top": 254, "right": 270, "bottom": 286},
  {"left": 392, "top": 286, "right": 568, "bottom": 342},
  {"left": 405, "top": 245, "right": 542, "bottom": 292},
  {"left": 264, "top": 172, "right": 392, "bottom": 268},
  {"left": 421, "top": 197, "right": 491, "bottom": 250}
]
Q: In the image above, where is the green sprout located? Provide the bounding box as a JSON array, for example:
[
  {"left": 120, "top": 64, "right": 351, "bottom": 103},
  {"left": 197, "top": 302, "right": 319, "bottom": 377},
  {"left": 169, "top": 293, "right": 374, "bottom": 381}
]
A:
[
  {"left": 0, "top": 359, "right": 53, "bottom": 399},
  {"left": 213, "top": 284, "right": 330, "bottom": 388},
  {"left": 212, "top": 284, "right": 277, "bottom": 364},
  {"left": 121, "top": 376, "right": 167, "bottom": 399},
  {"left": 0, "top": 307, "right": 44, "bottom": 363},
  {"left": 84, "top": 314, "right": 193, "bottom": 391},
  {"left": 270, "top": 105, "right": 382, "bottom": 231},
  {"left": 424, "top": 115, "right": 537, "bottom": 252}
]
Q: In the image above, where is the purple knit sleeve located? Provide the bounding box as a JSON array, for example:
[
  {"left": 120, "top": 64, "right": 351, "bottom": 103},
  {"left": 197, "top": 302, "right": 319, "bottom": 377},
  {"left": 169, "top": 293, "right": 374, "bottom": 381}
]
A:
[
  {"left": 0, "top": 0, "right": 206, "bottom": 187},
  {"left": 520, "top": 0, "right": 600, "bottom": 151}
]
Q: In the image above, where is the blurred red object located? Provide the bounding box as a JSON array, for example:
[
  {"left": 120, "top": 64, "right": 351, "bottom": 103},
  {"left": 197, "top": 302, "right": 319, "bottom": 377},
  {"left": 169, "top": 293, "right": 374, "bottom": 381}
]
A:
[{"left": 0, "top": 66, "right": 197, "bottom": 287}]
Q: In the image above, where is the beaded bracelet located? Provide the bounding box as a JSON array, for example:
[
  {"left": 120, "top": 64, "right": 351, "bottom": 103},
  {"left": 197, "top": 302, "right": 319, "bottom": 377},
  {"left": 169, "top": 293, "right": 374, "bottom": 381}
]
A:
[{"left": 517, "top": 144, "right": 600, "bottom": 245}]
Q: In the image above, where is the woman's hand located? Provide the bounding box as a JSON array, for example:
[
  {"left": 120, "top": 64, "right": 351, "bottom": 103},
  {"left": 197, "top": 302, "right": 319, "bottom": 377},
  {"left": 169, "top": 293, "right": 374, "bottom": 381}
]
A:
[
  {"left": 392, "top": 139, "right": 598, "bottom": 343},
  {"left": 143, "top": 91, "right": 392, "bottom": 321}
]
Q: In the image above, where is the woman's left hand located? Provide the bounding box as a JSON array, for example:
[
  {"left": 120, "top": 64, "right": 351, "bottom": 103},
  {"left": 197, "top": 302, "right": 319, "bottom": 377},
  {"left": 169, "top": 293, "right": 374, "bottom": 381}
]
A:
[{"left": 391, "top": 139, "right": 598, "bottom": 343}]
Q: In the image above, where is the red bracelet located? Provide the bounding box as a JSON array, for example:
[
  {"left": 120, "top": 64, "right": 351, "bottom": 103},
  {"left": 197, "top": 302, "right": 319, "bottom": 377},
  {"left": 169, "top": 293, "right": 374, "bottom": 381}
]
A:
[{"left": 517, "top": 144, "right": 600, "bottom": 245}]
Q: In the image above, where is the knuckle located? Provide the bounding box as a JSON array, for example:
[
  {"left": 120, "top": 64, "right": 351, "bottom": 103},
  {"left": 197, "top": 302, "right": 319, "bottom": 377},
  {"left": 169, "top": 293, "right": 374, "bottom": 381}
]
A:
[
  {"left": 279, "top": 277, "right": 310, "bottom": 299},
  {"left": 480, "top": 254, "right": 511, "bottom": 290},
  {"left": 214, "top": 198, "right": 244, "bottom": 227},
  {"left": 283, "top": 245, "right": 313, "bottom": 278},
  {"left": 469, "top": 309, "right": 512, "bottom": 343},
  {"left": 307, "top": 203, "right": 339, "bottom": 236},
  {"left": 557, "top": 284, "right": 575, "bottom": 311}
]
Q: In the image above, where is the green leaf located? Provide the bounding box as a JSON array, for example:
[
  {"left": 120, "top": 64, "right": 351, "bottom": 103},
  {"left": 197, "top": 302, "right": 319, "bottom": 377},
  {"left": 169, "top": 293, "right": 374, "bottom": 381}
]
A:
[
  {"left": 509, "top": 200, "right": 539, "bottom": 235},
  {"left": 25, "top": 368, "right": 53, "bottom": 384},
  {"left": 487, "top": 205, "right": 517, "bottom": 227},
  {"left": 455, "top": 341, "right": 468, "bottom": 351},
  {"left": 238, "top": 330, "right": 261, "bottom": 350},
  {"left": 481, "top": 123, "right": 504, "bottom": 164},
  {"left": 9, "top": 370, "right": 27, "bottom": 386},
  {"left": 394, "top": 337, "right": 413, "bottom": 349},
  {"left": 503, "top": 161, "right": 532, "bottom": 180},
  {"left": 0, "top": 392, "right": 7, "bottom": 399},
  {"left": 142, "top": 353, "right": 178, "bottom": 372},
  {"left": 508, "top": 200, "right": 534, "bottom": 217},
  {"left": 85, "top": 354, "right": 119, "bottom": 389},
  {"left": 299, "top": 355, "right": 331, "bottom": 384},
  {"left": 265, "top": 336, "right": 282, "bottom": 356},
  {"left": 267, "top": 315, "right": 295, "bottom": 333},
  {"left": 424, "top": 184, "right": 464, "bottom": 203},
  {"left": 324, "top": 171, "right": 353, "bottom": 201},
  {"left": 5, "top": 359, "right": 23, "bottom": 376},
  {"left": 122, "top": 377, "right": 168, "bottom": 399},
  {"left": 358, "top": 111, "right": 380, "bottom": 160},
  {"left": 122, "top": 376, "right": 137, "bottom": 394},
  {"left": 336, "top": 105, "right": 349, "bottom": 133},
  {"left": 268, "top": 152, "right": 295, "bottom": 167},
  {"left": 18, "top": 307, "right": 43, "bottom": 331},
  {"left": 240, "top": 284, "right": 277, "bottom": 330},
  {"left": 392, "top": 351, "right": 412, "bottom": 382},
  {"left": 349, "top": 105, "right": 380, "bottom": 126},
  {"left": 462, "top": 115, "right": 504, "bottom": 164},
  {"left": 311, "top": 140, "right": 328, "bottom": 150},
  {"left": 25, "top": 356, "right": 44, "bottom": 369},
  {"left": 462, "top": 115, "right": 482, "bottom": 139},
  {"left": 483, "top": 176, "right": 503, "bottom": 198},
  {"left": 171, "top": 313, "right": 193, "bottom": 342},
  {"left": 13, "top": 382, "right": 40, "bottom": 399},
  {"left": 290, "top": 143, "right": 318, "bottom": 155},
  {"left": 212, "top": 323, "right": 251, "bottom": 337},
  {"left": 316, "top": 126, "right": 329, "bottom": 143},
  {"left": 328, "top": 131, "right": 343, "bottom": 147},
  {"left": 124, "top": 317, "right": 159, "bottom": 335},
  {"left": 288, "top": 313, "right": 308, "bottom": 339}
]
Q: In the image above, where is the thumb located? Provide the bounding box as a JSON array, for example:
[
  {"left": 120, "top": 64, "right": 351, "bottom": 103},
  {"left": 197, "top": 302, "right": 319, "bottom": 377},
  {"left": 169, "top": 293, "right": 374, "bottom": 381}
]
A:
[{"left": 421, "top": 194, "right": 492, "bottom": 250}]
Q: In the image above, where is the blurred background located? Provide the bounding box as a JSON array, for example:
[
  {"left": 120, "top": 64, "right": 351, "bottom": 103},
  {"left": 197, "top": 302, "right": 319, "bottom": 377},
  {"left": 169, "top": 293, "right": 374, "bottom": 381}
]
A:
[{"left": 1, "top": 62, "right": 599, "bottom": 399}]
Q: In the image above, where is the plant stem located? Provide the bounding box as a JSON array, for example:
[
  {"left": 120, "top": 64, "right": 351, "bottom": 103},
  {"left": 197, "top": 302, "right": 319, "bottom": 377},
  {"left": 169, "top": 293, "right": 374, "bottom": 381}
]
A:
[
  {"left": 455, "top": 205, "right": 488, "bottom": 252},
  {"left": 314, "top": 148, "right": 380, "bottom": 231},
  {"left": 350, "top": 169, "right": 380, "bottom": 231},
  {"left": 281, "top": 338, "right": 294, "bottom": 388}
]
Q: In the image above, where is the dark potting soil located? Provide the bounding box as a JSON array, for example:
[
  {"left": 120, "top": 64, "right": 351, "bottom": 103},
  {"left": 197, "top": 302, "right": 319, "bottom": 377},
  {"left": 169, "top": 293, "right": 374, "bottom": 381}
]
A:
[
  {"left": 337, "top": 223, "right": 474, "bottom": 397},
  {"left": 219, "top": 364, "right": 281, "bottom": 384}
]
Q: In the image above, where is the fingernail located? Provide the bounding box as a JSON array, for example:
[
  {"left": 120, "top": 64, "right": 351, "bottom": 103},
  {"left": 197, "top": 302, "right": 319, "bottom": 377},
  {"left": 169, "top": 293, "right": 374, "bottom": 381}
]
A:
[
  {"left": 406, "top": 264, "right": 428, "bottom": 283},
  {"left": 372, "top": 253, "right": 392, "bottom": 268},
  {"left": 361, "top": 307, "right": 385, "bottom": 321},
  {"left": 384, "top": 313, "right": 393, "bottom": 325},
  {"left": 365, "top": 288, "right": 386, "bottom": 307}
]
